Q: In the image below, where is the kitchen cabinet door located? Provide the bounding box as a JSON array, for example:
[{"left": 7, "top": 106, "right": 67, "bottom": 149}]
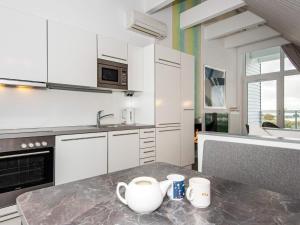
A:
[
  {"left": 155, "top": 45, "right": 180, "bottom": 67},
  {"left": 0, "top": 217, "right": 21, "bottom": 225},
  {"left": 48, "top": 21, "right": 97, "bottom": 87},
  {"left": 98, "top": 36, "right": 128, "bottom": 64},
  {"left": 108, "top": 130, "right": 139, "bottom": 173},
  {"left": 55, "top": 133, "right": 107, "bottom": 185},
  {"left": 181, "top": 53, "right": 195, "bottom": 109},
  {"left": 128, "top": 44, "right": 144, "bottom": 91},
  {"left": 156, "top": 127, "right": 181, "bottom": 166},
  {"left": 181, "top": 109, "right": 195, "bottom": 167},
  {"left": 156, "top": 63, "right": 181, "bottom": 126},
  {"left": 0, "top": 7, "right": 47, "bottom": 82}
]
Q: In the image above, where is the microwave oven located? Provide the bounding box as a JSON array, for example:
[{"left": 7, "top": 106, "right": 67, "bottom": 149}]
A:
[{"left": 97, "top": 59, "right": 128, "bottom": 90}]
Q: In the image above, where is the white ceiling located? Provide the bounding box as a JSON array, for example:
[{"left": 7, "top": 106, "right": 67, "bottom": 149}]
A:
[{"left": 244, "top": 0, "right": 300, "bottom": 46}]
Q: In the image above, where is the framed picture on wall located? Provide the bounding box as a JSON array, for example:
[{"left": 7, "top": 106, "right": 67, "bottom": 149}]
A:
[{"left": 204, "top": 65, "right": 226, "bottom": 109}]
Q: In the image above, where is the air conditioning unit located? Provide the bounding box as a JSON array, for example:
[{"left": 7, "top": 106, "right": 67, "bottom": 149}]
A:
[{"left": 127, "top": 10, "right": 167, "bottom": 40}]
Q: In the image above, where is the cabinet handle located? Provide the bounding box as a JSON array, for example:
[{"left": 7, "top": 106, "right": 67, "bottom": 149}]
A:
[
  {"left": 0, "top": 213, "right": 20, "bottom": 222},
  {"left": 113, "top": 132, "right": 139, "bottom": 137},
  {"left": 61, "top": 136, "right": 106, "bottom": 141},
  {"left": 143, "top": 140, "right": 154, "bottom": 144},
  {"left": 158, "top": 58, "right": 180, "bottom": 65},
  {"left": 158, "top": 123, "right": 180, "bottom": 126},
  {"left": 102, "top": 54, "right": 127, "bottom": 62},
  {"left": 0, "top": 151, "right": 50, "bottom": 159},
  {"left": 158, "top": 129, "right": 181, "bottom": 133},
  {"left": 143, "top": 159, "right": 155, "bottom": 164},
  {"left": 143, "top": 150, "right": 155, "bottom": 154},
  {"left": 143, "top": 131, "right": 154, "bottom": 134}
]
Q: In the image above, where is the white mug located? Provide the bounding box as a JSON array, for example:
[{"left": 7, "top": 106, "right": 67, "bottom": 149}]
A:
[
  {"left": 186, "top": 177, "right": 211, "bottom": 208},
  {"left": 167, "top": 174, "right": 185, "bottom": 200}
]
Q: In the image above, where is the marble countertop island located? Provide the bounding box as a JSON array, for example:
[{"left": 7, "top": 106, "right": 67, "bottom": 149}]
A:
[{"left": 17, "top": 163, "right": 300, "bottom": 225}]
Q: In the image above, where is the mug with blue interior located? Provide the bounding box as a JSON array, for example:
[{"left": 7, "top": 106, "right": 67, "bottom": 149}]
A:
[{"left": 167, "top": 174, "right": 185, "bottom": 200}]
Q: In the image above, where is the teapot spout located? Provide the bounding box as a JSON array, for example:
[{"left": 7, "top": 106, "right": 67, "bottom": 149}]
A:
[{"left": 159, "top": 180, "right": 172, "bottom": 197}]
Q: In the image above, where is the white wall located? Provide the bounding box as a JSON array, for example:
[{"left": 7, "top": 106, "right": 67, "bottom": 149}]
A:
[
  {"left": 0, "top": 0, "right": 172, "bottom": 129},
  {"left": 200, "top": 25, "right": 241, "bottom": 134}
]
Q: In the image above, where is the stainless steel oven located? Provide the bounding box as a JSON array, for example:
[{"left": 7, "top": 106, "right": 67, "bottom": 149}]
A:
[
  {"left": 0, "top": 135, "right": 54, "bottom": 208},
  {"left": 97, "top": 59, "right": 128, "bottom": 90}
]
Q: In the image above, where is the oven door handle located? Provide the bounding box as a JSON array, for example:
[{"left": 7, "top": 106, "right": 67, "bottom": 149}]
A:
[{"left": 0, "top": 150, "right": 50, "bottom": 159}]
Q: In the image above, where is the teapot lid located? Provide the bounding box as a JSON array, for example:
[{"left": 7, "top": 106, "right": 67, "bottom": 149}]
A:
[{"left": 132, "top": 176, "right": 158, "bottom": 186}]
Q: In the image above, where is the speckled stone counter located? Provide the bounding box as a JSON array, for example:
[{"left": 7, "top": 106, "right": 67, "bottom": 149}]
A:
[
  {"left": 17, "top": 163, "right": 300, "bottom": 225},
  {"left": 0, "top": 124, "right": 155, "bottom": 139}
]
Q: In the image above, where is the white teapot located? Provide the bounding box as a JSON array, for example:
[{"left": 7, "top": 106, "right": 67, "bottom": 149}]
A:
[{"left": 116, "top": 176, "right": 172, "bottom": 214}]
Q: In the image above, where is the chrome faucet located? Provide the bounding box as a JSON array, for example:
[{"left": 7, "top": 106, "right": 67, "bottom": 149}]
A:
[{"left": 97, "top": 110, "right": 114, "bottom": 127}]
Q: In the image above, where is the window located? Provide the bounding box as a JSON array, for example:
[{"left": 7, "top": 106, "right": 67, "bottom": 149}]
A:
[
  {"left": 245, "top": 46, "right": 299, "bottom": 129},
  {"left": 284, "top": 75, "right": 300, "bottom": 129},
  {"left": 246, "top": 47, "right": 281, "bottom": 76},
  {"left": 284, "top": 55, "right": 296, "bottom": 71},
  {"left": 261, "top": 80, "right": 277, "bottom": 125},
  {"left": 247, "top": 80, "right": 277, "bottom": 126}
]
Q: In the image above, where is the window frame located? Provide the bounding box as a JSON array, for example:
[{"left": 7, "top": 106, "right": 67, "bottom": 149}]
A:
[{"left": 244, "top": 47, "right": 299, "bottom": 129}]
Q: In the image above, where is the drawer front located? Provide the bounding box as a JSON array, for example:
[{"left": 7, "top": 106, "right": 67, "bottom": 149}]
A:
[
  {"left": 140, "top": 157, "right": 156, "bottom": 165},
  {"left": 140, "top": 137, "right": 155, "bottom": 149},
  {"left": 140, "top": 147, "right": 156, "bottom": 159},
  {"left": 140, "top": 128, "right": 155, "bottom": 139}
]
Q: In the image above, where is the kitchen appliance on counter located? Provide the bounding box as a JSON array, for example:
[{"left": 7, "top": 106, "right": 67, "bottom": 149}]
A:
[
  {"left": 122, "top": 108, "right": 135, "bottom": 125},
  {"left": 97, "top": 59, "right": 128, "bottom": 90},
  {"left": 0, "top": 135, "right": 55, "bottom": 209}
]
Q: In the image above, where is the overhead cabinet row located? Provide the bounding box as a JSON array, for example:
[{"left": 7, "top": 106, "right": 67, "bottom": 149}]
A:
[{"left": 0, "top": 6, "right": 143, "bottom": 91}]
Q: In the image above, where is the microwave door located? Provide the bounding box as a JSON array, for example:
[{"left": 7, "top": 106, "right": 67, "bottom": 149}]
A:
[{"left": 99, "top": 65, "right": 119, "bottom": 85}]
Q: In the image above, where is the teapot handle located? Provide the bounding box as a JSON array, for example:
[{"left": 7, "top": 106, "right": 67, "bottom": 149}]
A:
[{"left": 116, "top": 182, "right": 128, "bottom": 205}]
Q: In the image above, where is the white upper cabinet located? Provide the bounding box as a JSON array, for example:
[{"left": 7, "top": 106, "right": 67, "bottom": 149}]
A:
[
  {"left": 98, "top": 36, "right": 128, "bottom": 64},
  {"left": 0, "top": 7, "right": 47, "bottom": 82},
  {"left": 128, "top": 44, "right": 144, "bottom": 91},
  {"left": 155, "top": 44, "right": 180, "bottom": 67},
  {"left": 181, "top": 53, "right": 195, "bottom": 109},
  {"left": 155, "top": 63, "right": 181, "bottom": 126},
  {"left": 48, "top": 21, "right": 97, "bottom": 87}
]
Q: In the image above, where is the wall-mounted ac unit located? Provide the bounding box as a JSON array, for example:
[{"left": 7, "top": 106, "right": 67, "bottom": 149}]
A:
[{"left": 127, "top": 10, "right": 167, "bottom": 40}]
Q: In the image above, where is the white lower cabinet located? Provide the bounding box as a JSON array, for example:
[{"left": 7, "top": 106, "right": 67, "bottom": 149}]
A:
[
  {"left": 108, "top": 130, "right": 139, "bottom": 173},
  {"left": 0, "top": 217, "right": 21, "bottom": 225},
  {"left": 181, "top": 110, "right": 195, "bottom": 166},
  {"left": 139, "top": 128, "right": 156, "bottom": 165},
  {"left": 0, "top": 206, "right": 20, "bottom": 225},
  {"left": 55, "top": 133, "right": 108, "bottom": 185},
  {"left": 156, "top": 127, "right": 181, "bottom": 166}
]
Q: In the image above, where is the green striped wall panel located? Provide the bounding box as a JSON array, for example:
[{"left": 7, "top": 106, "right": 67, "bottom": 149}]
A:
[{"left": 172, "top": 0, "right": 202, "bottom": 118}]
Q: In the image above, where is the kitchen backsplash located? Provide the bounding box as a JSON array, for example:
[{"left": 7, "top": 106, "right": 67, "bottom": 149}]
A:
[{"left": 0, "top": 87, "right": 133, "bottom": 129}]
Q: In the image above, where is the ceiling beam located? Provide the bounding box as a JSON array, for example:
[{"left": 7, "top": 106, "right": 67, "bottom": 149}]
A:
[
  {"left": 204, "top": 11, "right": 265, "bottom": 40},
  {"left": 144, "top": 0, "right": 175, "bottom": 14},
  {"left": 224, "top": 26, "right": 280, "bottom": 48},
  {"left": 180, "top": 0, "right": 246, "bottom": 29}
]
